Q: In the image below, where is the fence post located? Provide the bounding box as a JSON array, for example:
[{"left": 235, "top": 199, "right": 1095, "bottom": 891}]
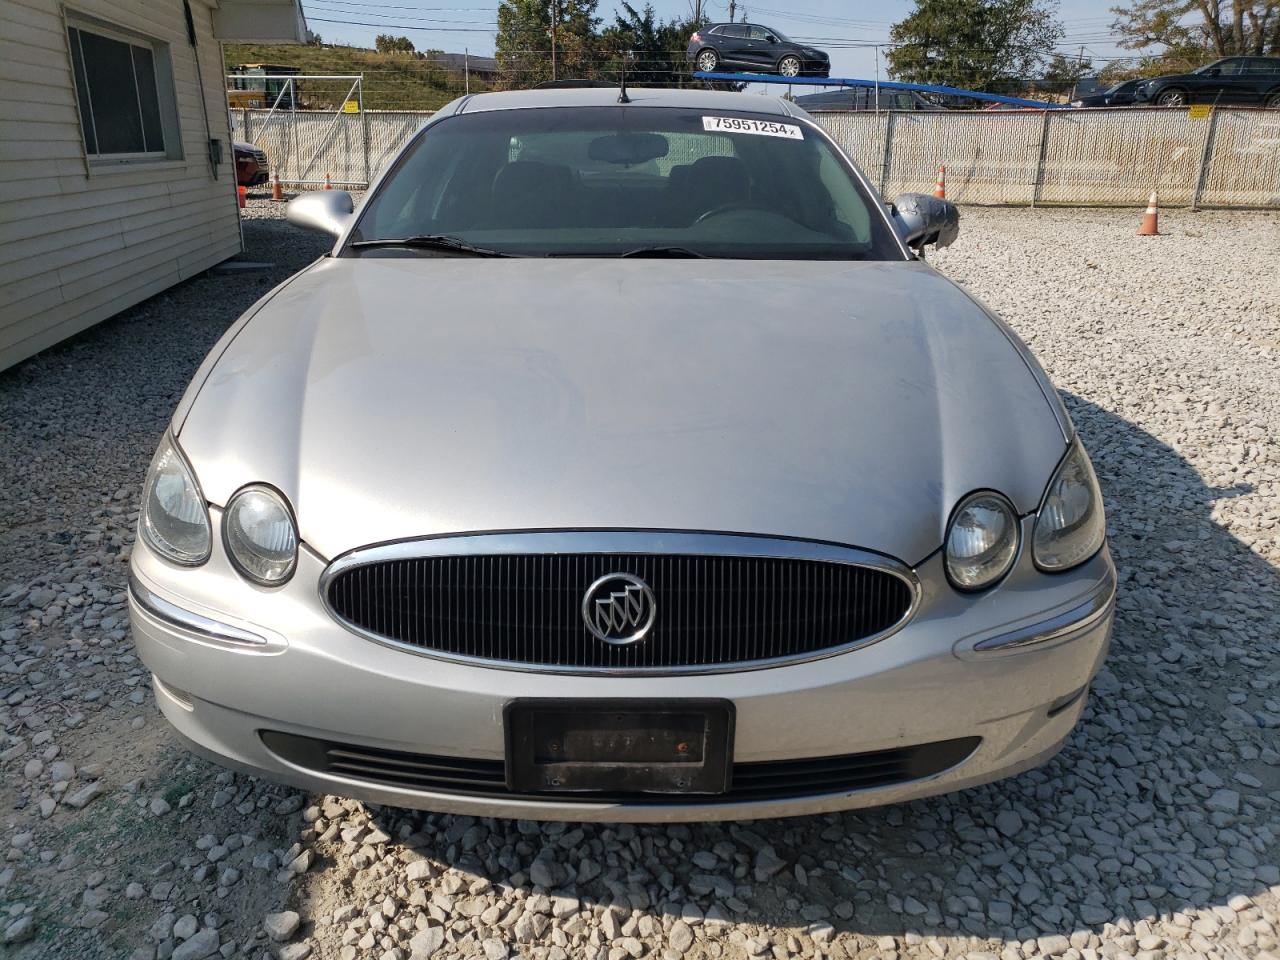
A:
[
  {"left": 360, "top": 77, "right": 370, "bottom": 187},
  {"left": 241, "top": 107, "right": 251, "bottom": 143},
  {"left": 1031, "top": 110, "right": 1052, "bottom": 208},
  {"left": 290, "top": 80, "right": 300, "bottom": 186},
  {"left": 879, "top": 111, "right": 896, "bottom": 199},
  {"left": 1191, "top": 108, "right": 1220, "bottom": 211}
]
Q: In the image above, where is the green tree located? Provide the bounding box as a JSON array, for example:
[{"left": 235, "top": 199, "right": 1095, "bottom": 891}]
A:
[
  {"left": 1109, "top": 0, "right": 1278, "bottom": 58},
  {"left": 375, "top": 34, "right": 416, "bottom": 54},
  {"left": 599, "top": 3, "right": 705, "bottom": 86},
  {"left": 886, "top": 0, "right": 1065, "bottom": 92},
  {"left": 1040, "top": 50, "right": 1094, "bottom": 95},
  {"left": 495, "top": 0, "right": 601, "bottom": 88}
]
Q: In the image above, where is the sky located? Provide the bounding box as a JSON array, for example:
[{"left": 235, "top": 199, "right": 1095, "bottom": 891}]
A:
[{"left": 303, "top": 0, "right": 1136, "bottom": 81}]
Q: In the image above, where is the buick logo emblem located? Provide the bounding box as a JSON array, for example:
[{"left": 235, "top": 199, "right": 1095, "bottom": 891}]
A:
[{"left": 582, "top": 573, "right": 656, "bottom": 645}]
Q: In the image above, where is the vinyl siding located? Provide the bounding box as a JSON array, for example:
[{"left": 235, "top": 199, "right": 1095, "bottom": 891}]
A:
[{"left": 0, "top": 0, "right": 241, "bottom": 372}]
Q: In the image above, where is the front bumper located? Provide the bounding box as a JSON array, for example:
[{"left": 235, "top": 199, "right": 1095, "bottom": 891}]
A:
[
  {"left": 129, "top": 523, "right": 1114, "bottom": 822},
  {"left": 236, "top": 163, "right": 269, "bottom": 186}
]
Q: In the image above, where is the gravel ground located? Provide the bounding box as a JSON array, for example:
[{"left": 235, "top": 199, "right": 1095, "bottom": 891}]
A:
[{"left": 2, "top": 198, "right": 1279, "bottom": 960}]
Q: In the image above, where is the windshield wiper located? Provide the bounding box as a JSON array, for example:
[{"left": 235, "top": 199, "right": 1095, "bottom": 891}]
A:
[
  {"left": 348, "top": 235, "right": 510, "bottom": 257},
  {"left": 618, "top": 246, "right": 709, "bottom": 258}
]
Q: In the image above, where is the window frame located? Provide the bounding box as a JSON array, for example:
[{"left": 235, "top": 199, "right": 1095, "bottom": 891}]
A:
[{"left": 63, "top": 10, "right": 183, "bottom": 166}]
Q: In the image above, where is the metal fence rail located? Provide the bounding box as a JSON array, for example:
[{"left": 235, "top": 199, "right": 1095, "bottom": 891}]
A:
[{"left": 230, "top": 106, "right": 1280, "bottom": 208}]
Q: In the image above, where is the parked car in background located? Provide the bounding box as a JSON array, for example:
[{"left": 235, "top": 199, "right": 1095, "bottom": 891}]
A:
[
  {"left": 233, "top": 142, "right": 270, "bottom": 187},
  {"left": 688, "top": 23, "right": 829, "bottom": 78},
  {"left": 795, "top": 87, "right": 945, "bottom": 111},
  {"left": 1134, "top": 57, "right": 1280, "bottom": 108},
  {"left": 1070, "top": 78, "right": 1144, "bottom": 108},
  {"left": 130, "top": 87, "right": 1115, "bottom": 823}
]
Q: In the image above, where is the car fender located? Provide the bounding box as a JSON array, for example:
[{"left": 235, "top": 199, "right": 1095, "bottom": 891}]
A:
[{"left": 171, "top": 260, "right": 326, "bottom": 436}]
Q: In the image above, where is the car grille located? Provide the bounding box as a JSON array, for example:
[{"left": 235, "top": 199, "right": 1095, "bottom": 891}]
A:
[
  {"left": 252, "top": 149, "right": 268, "bottom": 166},
  {"left": 260, "top": 731, "right": 979, "bottom": 804},
  {"left": 324, "top": 551, "right": 914, "bottom": 671}
]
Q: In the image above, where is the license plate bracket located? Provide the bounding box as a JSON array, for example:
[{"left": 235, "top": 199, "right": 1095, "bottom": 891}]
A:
[{"left": 504, "top": 699, "right": 734, "bottom": 795}]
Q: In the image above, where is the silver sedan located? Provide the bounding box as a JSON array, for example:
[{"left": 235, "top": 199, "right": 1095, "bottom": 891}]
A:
[{"left": 128, "top": 87, "right": 1114, "bottom": 822}]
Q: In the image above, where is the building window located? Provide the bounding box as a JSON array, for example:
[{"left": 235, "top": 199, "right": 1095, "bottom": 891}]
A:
[{"left": 66, "top": 16, "right": 181, "bottom": 161}]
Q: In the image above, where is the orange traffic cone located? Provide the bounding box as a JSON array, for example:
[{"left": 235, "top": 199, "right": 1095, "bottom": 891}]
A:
[
  {"left": 236, "top": 185, "right": 247, "bottom": 209},
  {"left": 323, "top": 174, "right": 333, "bottom": 190},
  {"left": 271, "top": 173, "right": 284, "bottom": 202},
  {"left": 933, "top": 164, "right": 946, "bottom": 200},
  {"left": 1137, "top": 191, "right": 1159, "bottom": 235}
]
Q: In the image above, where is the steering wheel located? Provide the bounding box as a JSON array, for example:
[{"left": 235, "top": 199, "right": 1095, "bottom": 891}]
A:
[{"left": 693, "top": 202, "right": 782, "bottom": 225}]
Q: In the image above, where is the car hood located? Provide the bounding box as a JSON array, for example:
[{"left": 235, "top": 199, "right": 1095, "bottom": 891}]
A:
[{"left": 178, "top": 258, "right": 1069, "bottom": 564}]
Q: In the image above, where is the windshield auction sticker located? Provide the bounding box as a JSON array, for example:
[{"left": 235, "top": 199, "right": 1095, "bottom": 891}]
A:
[{"left": 702, "top": 116, "right": 804, "bottom": 139}]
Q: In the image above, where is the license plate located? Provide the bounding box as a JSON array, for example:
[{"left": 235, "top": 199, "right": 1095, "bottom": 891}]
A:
[{"left": 505, "top": 699, "right": 734, "bottom": 795}]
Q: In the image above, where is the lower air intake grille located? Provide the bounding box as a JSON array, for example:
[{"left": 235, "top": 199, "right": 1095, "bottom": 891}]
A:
[
  {"left": 324, "top": 553, "right": 914, "bottom": 671},
  {"left": 260, "top": 731, "right": 980, "bottom": 804}
]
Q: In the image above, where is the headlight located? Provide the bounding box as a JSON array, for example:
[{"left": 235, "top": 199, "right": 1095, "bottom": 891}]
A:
[
  {"left": 1033, "top": 440, "right": 1105, "bottom": 571},
  {"left": 140, "top": 432, "right": 211, "bottom": 565},
  {"left": 223, "top": 485, "right": 298, "bottom": 585},
  {"left": 1069, "top": 100, "right": 1083, "bottom": 107},
  {"left": 945, "top": 491, "right": 1020, "bottom": 591}
]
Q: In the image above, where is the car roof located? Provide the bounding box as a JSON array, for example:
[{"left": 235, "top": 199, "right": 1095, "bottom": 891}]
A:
[{"left": 451, "top": 87, "right": 796, "bottom": 117}]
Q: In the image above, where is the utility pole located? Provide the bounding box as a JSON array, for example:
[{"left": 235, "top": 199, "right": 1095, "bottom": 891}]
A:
[
  {"left": 727, "top": 0, "right": 735, "bottom": 22},
  {"left": 874, "top": 45, "right": 880, "bottom": 113},
  {"left": 550, "top": 0, "right": 558, "bottom": 82},
  {"left": 1068, "top": 44, "right": 1085, "bottom": 102},
  {"left": 464, "top": 47, "right": 470, "bottom": 94}
]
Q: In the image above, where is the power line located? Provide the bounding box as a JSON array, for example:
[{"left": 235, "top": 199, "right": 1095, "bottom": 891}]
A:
[
  {"left": 307, "top": 15, "right": 497, "bottom": 31},
  {"left": 308, "top": 5, "right": 497, "bottom": 25},
  {"left": 312, "top": 0, "right": 495, "bottom": 8}
]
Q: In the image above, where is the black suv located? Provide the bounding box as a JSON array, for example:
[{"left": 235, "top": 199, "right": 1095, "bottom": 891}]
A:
[
  {"left": 1134, "top": 57, "right": 1280, "bottom": 108},
  {"left": 687, "top": 23, "right": 830, "bottom": 78}
]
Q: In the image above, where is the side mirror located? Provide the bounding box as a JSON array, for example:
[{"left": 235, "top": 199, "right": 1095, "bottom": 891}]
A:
[
  {"left": 1205, "top": 67, "right": 1220, "bottom": 76},
  {"left": 891, "top": 193, "right": 960, "bottom": 250},
  {"left": 765, "top": 34, "right": 778, "bottom": 43},
  {"left": 286, "top": 190, "right": 354, "bottom": 238}
]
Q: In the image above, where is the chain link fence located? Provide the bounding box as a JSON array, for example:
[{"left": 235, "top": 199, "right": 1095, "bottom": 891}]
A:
[{"left": 231, "top": 105, "right": 1280, "bottom": 208}]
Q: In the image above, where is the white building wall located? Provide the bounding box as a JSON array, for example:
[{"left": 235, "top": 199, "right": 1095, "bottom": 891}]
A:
[{"left": 0, "top": 0, "right": 241, "bottom": 371}]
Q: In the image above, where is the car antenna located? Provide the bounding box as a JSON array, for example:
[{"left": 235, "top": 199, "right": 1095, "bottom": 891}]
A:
[{"left": 618, "top": 50, "right": 632, "bottom": 103}]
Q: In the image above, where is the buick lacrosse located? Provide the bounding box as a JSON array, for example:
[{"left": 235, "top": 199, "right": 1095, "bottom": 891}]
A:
[{"left": 128, "top": 87, "right": 1115, "bottom": 821}]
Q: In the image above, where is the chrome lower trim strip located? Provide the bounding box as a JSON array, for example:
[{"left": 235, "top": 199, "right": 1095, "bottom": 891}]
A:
[
  {"left": 319, "top": 531, "right": 920, "bottom": 676},
  {"left": 128, "top": 572, "right": 267, "bottom": 647},
  {"left": 973, "top": 581, "right": 1115, "bottom": 653},
  {"left": 152, "top": 675, "right": 195, "bottom": 711}
]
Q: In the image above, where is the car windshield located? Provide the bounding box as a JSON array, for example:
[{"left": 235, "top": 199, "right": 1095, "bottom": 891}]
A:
[
  {"left": 1105, "top": 80, "right": 1134, "bottom": 94},
  {"left": 768, "top": 27, "right": 793, "bottom": 42},
  {"left": 348, "top": 106, "right": 903, "bottom": 260}
]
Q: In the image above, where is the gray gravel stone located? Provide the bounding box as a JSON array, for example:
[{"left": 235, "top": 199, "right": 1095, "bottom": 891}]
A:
[
  {"left": 3, "top": 916, "right": 35, "bottom": 944},
  {"left": 264, "top": 911, "right": 301, "bottom": 942},
  {"left": 170, "top": 929, "right": 219, "bottom": 960}
]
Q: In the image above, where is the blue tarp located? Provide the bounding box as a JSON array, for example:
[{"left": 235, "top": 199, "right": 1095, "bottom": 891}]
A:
[{"left": 692, "top": 71, "right": 1065, "bottom": 109}]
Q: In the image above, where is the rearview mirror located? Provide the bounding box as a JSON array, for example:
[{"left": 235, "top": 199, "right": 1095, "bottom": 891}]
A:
[
  {"left": 588, "top": 132, "right": 669, "bottom": 166},
  {"left": 286, "top": 190, "right": 355, "bottom": 238},
  {"left": 891, "top": 193, "right": 960, "bottom": 250}
]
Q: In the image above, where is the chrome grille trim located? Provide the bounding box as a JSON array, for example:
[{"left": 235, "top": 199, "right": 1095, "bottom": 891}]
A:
[{"left": 318, "top": 531, "right": 920, "bottom": 675}]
